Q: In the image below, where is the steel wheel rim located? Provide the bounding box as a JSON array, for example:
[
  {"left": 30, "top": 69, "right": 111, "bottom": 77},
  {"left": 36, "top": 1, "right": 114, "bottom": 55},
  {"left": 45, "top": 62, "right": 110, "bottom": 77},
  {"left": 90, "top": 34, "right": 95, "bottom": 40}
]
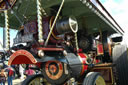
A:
[{"left": 95, "top": 76, "right": 106, "bottom": 85}]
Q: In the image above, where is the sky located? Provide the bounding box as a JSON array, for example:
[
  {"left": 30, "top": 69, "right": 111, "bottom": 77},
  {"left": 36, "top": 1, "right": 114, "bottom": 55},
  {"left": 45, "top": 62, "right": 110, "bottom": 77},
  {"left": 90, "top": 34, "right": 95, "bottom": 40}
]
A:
[
  {"left": 100, "top": 0, "right": 128, "bottom": 43},
  {"left": 0, "top": 28, "right": 17, "bottom": 50},
  {"left": 100, "top": 0, "right": 128, "bottom": 31},
  {"left": 0, "top": 0, "right": 128, "bottom": 49}
]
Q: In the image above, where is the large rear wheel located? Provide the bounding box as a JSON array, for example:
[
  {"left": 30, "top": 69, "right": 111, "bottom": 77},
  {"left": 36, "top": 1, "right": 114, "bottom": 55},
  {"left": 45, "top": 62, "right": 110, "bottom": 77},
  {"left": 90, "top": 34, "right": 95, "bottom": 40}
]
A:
[
  {"left": 112, "top": 44, "right": 128, "bottom": 85},
  {"left": 82, "top": 72, "right": 106, "bottom": 85}
]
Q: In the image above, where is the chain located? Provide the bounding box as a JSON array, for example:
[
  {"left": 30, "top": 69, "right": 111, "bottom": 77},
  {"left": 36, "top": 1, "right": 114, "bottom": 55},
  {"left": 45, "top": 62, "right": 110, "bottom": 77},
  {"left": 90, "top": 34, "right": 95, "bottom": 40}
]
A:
[
  {"left": 37, "top": 0, "right": 44, "bottom": 43},
  {"left": 75, "top": 33, "right": 79, "bottom": 51},
  {"left": 4, "top": 10, "right": 10, "bottom": 50}
]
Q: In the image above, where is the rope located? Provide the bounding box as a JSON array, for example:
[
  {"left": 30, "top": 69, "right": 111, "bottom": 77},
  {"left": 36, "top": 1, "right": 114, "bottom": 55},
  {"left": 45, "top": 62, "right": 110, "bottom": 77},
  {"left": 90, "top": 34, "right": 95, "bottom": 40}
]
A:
[
  {"left": 37, "top": 0, "right": 43, "bottom": 43},
  {"left": 4, "top": 10, "right": 10, "bottom": 50},
  {"left": 44, "top": 0, "right": 65, "bottom": 46}
]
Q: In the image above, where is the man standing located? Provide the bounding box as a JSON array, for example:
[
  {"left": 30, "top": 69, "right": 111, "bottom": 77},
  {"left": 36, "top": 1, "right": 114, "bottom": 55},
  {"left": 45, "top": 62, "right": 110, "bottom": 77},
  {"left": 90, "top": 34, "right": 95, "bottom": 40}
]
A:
[{"left": 7, "top": 66, "right": 14, "bottom": 85}]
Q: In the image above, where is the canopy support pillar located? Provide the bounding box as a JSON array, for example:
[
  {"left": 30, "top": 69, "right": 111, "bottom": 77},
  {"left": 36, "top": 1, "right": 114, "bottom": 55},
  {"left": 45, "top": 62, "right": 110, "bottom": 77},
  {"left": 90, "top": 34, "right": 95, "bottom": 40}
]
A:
[
  {"left": 37, "top": 0, "right": 44, "bottom": 43},
  {"left": 4, "top": 11, "right": 10, "bottom": 50}
]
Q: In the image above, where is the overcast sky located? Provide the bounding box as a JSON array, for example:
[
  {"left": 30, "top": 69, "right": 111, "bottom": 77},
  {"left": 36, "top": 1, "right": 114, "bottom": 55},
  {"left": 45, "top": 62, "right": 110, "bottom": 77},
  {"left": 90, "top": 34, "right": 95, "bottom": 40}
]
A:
[
  {"left": 100, "top": 0, "right": 128, "bottom": 32},
  {"left": 100, "top": 0, "right": 128, "bottom": 44},
  {"left": 0, "top": 29, "right": 17, "bottom": 50}
]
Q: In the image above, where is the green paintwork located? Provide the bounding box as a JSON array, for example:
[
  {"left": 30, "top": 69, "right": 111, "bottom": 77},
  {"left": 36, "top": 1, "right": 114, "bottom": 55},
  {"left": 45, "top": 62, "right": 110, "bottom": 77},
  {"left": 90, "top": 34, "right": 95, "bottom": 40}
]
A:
[{"left": 0, "top": 0, "right": 124, "bottom": 35}]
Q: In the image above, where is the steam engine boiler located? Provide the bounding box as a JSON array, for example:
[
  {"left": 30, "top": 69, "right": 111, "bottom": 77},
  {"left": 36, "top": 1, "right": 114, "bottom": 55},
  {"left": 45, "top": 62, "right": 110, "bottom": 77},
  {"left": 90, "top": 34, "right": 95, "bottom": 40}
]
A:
[{"left": 9, "top": 16, "right": 105, "bottom": 85}]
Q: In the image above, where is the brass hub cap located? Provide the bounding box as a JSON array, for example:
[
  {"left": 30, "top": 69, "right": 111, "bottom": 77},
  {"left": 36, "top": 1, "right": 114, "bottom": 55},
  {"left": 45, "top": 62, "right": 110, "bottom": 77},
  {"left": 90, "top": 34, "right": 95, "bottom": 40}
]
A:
[{"left": 45, "top": 61, "right": 63, "bottom": 80}]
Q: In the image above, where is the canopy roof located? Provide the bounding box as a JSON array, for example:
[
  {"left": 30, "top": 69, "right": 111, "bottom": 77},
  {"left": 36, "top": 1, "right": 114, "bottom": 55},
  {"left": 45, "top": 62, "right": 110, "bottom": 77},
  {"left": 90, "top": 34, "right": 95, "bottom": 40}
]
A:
[{"left": 0, "top": 0, "right": 124, "bottom": 35}]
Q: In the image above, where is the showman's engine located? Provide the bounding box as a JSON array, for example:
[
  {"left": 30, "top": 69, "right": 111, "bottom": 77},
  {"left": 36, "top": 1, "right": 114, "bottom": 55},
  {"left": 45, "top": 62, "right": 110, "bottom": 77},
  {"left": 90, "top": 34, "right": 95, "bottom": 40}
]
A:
[
  {"left": 12, "top": 16, "right": 100, "bottom": 85},
  {"left": 0, "top": 0, "right": 124, "bottom": 85}
]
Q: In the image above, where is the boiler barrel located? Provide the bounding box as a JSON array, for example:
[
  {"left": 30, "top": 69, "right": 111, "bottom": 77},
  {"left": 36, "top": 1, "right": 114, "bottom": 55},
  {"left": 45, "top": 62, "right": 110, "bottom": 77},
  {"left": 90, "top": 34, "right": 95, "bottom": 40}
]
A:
[{"left": 56, "top": 16, "right": 78, "bottom": 35}]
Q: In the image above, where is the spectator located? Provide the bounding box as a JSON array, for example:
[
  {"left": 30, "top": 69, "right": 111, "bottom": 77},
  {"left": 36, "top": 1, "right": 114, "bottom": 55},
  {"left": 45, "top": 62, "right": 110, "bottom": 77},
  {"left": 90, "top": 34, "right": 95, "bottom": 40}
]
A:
[
  {"left": 14, "top": 65, "right": 21, "bottom": 78},
  {"left": 0, "top": 69, "right": 7, "bottom": 85},
  {"left": 7, "top": 66, "right": 15, "bottom": 85},
  {"left": 25, "top": 65, "right": 35, "bottom": 77}
]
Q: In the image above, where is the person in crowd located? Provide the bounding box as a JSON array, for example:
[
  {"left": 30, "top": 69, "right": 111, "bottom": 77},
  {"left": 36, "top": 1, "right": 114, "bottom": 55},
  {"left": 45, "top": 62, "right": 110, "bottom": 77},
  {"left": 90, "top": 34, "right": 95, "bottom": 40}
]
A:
[
  {"left": 0, "top": 69, "right": 7, "bottom": 85},
  {"left": 25, "top": 65, "right": 35, "bottom": 77},
  {"left": 7, "top": 66, "right": 15, "bottom": 85},
  {"left": 14, "top": 65, "right": 21, "bottom": 78}
]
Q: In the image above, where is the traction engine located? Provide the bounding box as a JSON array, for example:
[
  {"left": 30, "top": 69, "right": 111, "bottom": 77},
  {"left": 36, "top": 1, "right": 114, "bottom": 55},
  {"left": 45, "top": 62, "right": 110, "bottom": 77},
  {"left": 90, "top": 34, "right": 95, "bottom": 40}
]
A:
[
  {"left": 8, "top": 16, "right": 112, "bottom": 85},
  {"left": 0, "top": 0, "right": 117, "bottom": 85}
]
